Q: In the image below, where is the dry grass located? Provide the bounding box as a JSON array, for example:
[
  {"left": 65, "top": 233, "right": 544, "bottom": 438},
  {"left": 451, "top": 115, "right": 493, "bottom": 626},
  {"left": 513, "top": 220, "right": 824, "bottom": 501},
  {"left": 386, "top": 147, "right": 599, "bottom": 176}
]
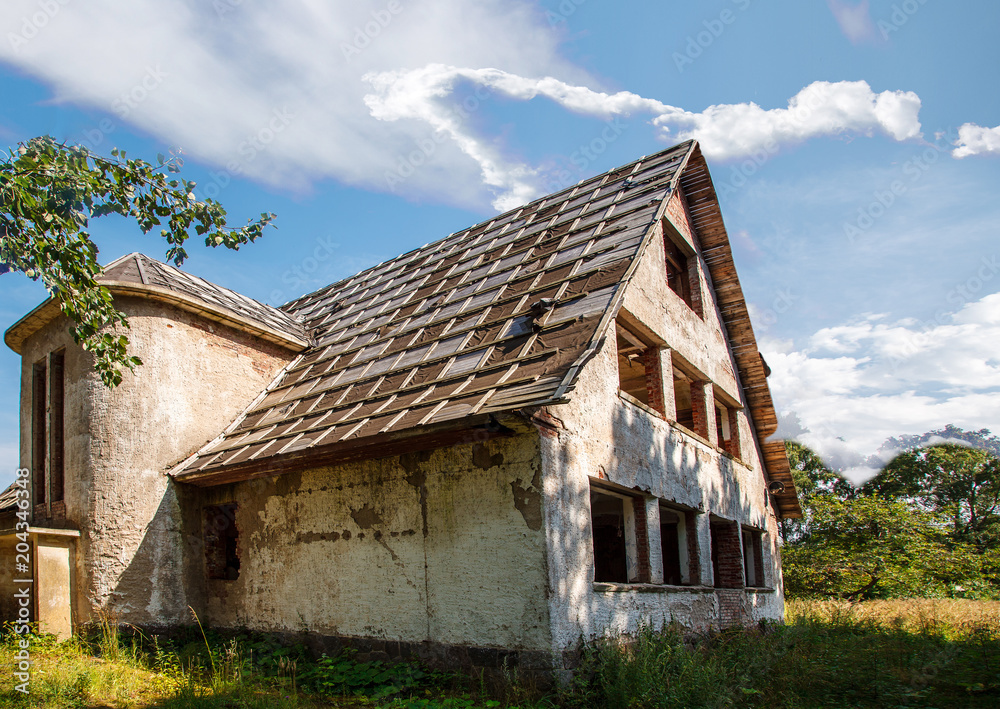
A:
[{"left": 788, "top": 597, "right": 1000, "bottom": 638}]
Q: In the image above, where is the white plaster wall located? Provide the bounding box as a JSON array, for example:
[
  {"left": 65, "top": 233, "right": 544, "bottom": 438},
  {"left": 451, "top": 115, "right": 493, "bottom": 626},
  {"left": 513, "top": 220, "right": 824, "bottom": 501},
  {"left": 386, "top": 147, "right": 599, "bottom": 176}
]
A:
[
  {"left": 206, "top": 433, "right": 553, "bottom": 653},
  {"left": 18, "top": 297, "right": 293, "bottom": 626},
  {"left": 538, "top": 190, "right": 785, "bottom": 654}
]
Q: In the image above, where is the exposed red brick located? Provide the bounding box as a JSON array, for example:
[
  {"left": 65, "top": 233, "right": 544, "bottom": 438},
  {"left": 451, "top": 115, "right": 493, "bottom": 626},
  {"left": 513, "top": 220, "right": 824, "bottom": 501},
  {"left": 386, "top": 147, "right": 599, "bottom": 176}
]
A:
[
  {"left": 640, "top": 347, "right": 665, "bottom": 416},
  {"left": 632, "top": 496, "right": 651, "bottom": 583}
]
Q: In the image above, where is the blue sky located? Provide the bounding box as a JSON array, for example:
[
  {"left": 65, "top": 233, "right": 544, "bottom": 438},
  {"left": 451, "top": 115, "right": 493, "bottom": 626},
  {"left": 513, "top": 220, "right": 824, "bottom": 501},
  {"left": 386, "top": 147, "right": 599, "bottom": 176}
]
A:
[{"left": 1, "top": 0, "right": 999, "bottom": 483}]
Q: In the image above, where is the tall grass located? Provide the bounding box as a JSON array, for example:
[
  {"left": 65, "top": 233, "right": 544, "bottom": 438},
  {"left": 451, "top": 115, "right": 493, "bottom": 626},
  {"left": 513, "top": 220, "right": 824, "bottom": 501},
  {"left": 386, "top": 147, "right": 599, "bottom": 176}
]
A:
[
  {"left": 568, "top": 598, "right": 1000, "bottom": 709},
  {"left": 0, "top": 600, "right": 996, "bottom": 708}
]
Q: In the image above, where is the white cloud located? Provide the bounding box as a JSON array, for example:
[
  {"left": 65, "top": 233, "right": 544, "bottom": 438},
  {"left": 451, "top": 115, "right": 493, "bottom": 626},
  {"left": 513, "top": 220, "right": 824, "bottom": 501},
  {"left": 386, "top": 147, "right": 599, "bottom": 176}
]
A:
[
  {"left": 0, "top": 1, "right": 925, "bottom": 211},
  {"left": 0, "top": 0, "right": 581, "bottom": 207},
  {"left": 767, "top": 292, "right": 1000, "bottom": 482},
  {"left": 365, "top": 67, "right": 924, "bottom": 207},
  {"left": 827, "top": 0, "right": 878, "bottom": 44},
  {"left": 953, "top": 123, "right": 1000, "bottom": 158}
]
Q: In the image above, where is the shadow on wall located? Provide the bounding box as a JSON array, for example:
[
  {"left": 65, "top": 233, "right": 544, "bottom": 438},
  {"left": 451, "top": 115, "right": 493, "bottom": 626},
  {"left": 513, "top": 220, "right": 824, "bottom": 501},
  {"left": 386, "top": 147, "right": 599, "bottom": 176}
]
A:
[{"left": 544, "top": 399, "right": 772, "bottom": 645}]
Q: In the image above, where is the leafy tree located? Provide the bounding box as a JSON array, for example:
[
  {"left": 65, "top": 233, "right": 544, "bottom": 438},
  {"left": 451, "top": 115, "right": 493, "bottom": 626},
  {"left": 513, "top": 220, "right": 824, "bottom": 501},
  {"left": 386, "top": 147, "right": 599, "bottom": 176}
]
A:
[
  {"left": 863, "top": 444, "right": 1000, "bottom": 550},
  {"left": 782, "top": 495, "right": 992, "bottom": 600},
  {"left": 1, "top": 136, "right": 275, "bottom": 386},
  {"left": 781, "top": 441, "right": 855, "bottom": 541}
]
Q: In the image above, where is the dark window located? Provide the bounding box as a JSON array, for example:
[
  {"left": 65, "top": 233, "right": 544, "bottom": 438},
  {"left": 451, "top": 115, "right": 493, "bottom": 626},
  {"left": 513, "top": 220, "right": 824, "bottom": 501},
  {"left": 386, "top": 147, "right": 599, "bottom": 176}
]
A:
[
  {"left": 591, "top": 489, "right": 628, "bottom": 583},
  {"left": 615, "top": 321, "right": 664, "bottom": 414},
  {"left": 205, "top": 504, "right": 240, "bottom": 580},
  {"left": 659, "top": 505, "right": 685, "bottom": 585},
  {"left": 742, "top": 528, "right": 765, "bottom": 587},
  {"left": 31, "top": 360, "right": 47, "bottom": 506},
  {"left": 664, "top": 236, "right": 692, "bottom": 307},
  {"left": 49, "top": 352, "right": 65, "bottom": 503}
]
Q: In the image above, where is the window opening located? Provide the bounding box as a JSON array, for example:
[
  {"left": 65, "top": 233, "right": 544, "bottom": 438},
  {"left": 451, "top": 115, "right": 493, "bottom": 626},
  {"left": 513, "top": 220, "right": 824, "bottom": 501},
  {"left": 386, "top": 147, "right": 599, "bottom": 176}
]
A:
[
  {"left": 659, "top": 504, "right": 690, "bottom": 585},
  {"left": 742, "top": 528, "right": 765, "bottom": 587},
  {"left": 591, "top": 485, "right": 648, "bottom": 583},
  {"left": 31, "top": 360, "right": 47, "bottom": 507},
  {"left": 205, "top": 504, "right": 240, "bottom": 580},
  {"left": 672, "top": 367, "right": 694, "bottom": 430},
  {"left": 615, "top": 320, "right": 664, "bottom": 415}
]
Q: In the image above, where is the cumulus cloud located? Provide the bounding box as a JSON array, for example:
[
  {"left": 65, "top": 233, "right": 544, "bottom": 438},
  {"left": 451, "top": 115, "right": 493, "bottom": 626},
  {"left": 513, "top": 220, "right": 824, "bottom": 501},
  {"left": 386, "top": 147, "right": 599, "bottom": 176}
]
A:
[
  {"left": 365, "top": 66, "right": 923, "bottom": 207},
  {"left": 0, "top": 0, "right": 579, "bottom": 207},
  {"left": 0, "top": 0, "right": 925, "bottom": 211},
  {"left": 827, "top": 0, "right": 878, "bottom": 44},
  {"left": 952, "top": 123, "right": 1000, "bottom": 158},
  {"left": 766, "top": 292, "right": 1000, "bottom": 482}
]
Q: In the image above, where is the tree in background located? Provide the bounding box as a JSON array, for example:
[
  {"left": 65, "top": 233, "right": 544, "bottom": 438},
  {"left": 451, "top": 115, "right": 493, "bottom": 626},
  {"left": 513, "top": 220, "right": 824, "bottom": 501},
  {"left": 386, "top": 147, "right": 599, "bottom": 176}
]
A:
[
  {"left": 1, "top": 136, "right": 275, "bottom": 386},
  {"left": 782, "top": 428, "right": 1000, "bottom": 600}
]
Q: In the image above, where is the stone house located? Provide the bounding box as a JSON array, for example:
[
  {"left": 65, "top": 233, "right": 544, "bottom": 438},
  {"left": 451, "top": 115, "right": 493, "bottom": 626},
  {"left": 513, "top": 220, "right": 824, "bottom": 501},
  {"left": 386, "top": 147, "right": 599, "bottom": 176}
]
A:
[{"left": 1, "top": 141, "right": 799, "bottom": 671}]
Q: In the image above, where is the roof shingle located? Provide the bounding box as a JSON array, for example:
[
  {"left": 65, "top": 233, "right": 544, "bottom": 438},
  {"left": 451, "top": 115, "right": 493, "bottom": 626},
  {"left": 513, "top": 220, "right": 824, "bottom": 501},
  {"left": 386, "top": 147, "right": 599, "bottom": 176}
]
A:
[{"left": 174, "top": 141, "right": 695, "bottom": 482}]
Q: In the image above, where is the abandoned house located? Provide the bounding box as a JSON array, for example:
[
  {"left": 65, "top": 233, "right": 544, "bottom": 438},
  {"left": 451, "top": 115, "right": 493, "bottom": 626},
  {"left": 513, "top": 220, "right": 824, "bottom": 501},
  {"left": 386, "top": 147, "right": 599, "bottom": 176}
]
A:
[{"left": 1, "top": 140, "right": 800, "bottom": 671}]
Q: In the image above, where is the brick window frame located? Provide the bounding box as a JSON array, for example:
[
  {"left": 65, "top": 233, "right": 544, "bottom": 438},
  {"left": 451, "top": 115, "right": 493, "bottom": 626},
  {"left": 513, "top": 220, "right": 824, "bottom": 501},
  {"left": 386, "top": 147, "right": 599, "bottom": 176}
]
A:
[
  {"left": 590, "top": 482, "right": 650, "bottom": 584},
  {"left": 714, "top": 396, "right": 743, "bottom": 460},
  {"left": 663, "top": 220, "right": 703, "bottom": 318},
  {"left": 709, "top": 518, "right": 744, "bottom": 589},
  {"left": 615, "top": 318, "right": 666, "bottom": 417}
]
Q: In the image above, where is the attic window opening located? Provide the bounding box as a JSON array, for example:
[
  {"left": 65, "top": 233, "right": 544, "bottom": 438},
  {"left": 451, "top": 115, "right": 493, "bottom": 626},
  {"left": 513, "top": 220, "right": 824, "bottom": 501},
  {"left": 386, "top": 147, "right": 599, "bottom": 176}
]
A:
[
  {"left": 205, "top": 503, "right": 240, "bottom": 581},
  {"left": 663, "top": 222, "right": 699, "bottom": 315},
  {"left": 615, "top": 320, "right": 664, "bottom": 416},
  {"left": 590, "top": 484, "right": 648, "bottom": 584}
]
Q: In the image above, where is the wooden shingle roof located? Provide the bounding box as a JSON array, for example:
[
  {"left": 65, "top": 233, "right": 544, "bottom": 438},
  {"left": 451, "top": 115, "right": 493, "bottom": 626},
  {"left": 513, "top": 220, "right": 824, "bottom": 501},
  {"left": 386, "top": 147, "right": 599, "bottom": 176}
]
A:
[{"left": 174, "top": 142, "right": 695, "bottom": 484}]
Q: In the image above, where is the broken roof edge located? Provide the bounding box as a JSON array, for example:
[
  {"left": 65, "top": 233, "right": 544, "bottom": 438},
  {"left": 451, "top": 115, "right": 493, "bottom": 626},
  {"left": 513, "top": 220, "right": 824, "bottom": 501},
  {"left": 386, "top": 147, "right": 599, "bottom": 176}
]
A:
[
  {"left": 279, "top": 140, "right": 699, "bottom": 314},
  {"left": 676, "top": 143, "right": 801, "bottom": 518},
  {"left": 553, "top": 143, "right": 694, "bottom": 402},
  {"left": 4, "top": 253, "right": 311, "bottom": 355},
  {"left": 171, "top": 411, "right": 529, "bottom": 487}
]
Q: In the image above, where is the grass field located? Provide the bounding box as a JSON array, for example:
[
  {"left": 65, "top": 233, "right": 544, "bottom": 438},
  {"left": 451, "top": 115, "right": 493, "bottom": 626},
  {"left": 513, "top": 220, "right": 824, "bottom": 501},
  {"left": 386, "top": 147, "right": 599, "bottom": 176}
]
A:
[{"left": 0, "top": 599, "right": 997, "bottom": 708}]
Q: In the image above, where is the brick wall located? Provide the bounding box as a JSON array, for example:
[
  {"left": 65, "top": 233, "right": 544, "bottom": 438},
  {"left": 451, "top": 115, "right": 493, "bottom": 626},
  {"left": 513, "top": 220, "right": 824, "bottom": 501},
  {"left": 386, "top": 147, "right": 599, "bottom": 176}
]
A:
[
  {"left": 685, "top": 510, "right": 700, "bottom": 585},
  {"left": 711, "top": 520, "right": 744, "bottom": 589},
  {"left": 716, "top": 589, "right": 743, "bottom": 627},
  {"left": 632, "top": 496, "right": 651, "bottom": 583},
  {"left": 690, "top": 381, "right": 716, "bottom": 444},
  {"left": 640, "top": 347, "right": 665, "bottom": 416}
]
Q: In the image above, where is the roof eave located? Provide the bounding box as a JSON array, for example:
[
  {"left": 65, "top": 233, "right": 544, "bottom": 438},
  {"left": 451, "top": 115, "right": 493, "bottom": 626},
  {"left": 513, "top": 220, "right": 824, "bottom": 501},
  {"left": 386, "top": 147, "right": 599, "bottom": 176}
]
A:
[
  {"left": 678, "top": 143, "right": 802, "bottom": 519},
  {"left": 4, "top": 281, "right": 310, "bottom": 355}
]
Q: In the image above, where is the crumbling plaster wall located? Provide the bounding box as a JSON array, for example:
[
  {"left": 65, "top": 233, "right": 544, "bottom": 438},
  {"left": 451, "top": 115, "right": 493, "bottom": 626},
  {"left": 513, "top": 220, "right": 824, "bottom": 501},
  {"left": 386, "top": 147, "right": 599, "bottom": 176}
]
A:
[
  {"left": 18, "top": 296, "right": 292, "bottom": 627},
  {"left": 538, "top": 190, "right": 784, "bottom": 656},
  {"left": 196, "top": 431, "right": 553, "bottom": 655}
]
